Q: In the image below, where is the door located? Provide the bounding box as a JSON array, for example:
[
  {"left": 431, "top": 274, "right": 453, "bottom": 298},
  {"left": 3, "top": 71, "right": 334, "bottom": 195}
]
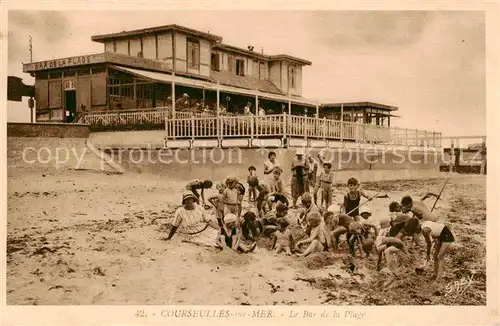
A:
[{"left": 65, "top": 90, "right": 77, "bottom": 122}]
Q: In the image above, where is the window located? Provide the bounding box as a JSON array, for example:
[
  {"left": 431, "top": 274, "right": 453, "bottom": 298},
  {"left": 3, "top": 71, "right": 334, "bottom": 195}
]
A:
[
  {"left": 236, "top": 59, "right": 245, "bottom": 76},
  {"left": 211, "top": 53, "right": 220, "bottom": 71},
  {"left": 228, "top": 55, "right": 235, "bottom": 72},
  {"left": 259, "top": 62, "right": 266, "bottom": 79},
  {"left": 289, "top": 65, "right": 296, "bottom": 88},
  {"left": 187, "top": 39, "right": 200, "bottom": 69}
]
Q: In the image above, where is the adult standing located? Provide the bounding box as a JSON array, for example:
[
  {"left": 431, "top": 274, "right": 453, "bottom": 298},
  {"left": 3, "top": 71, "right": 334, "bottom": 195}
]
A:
[
  {"left": 291, "top": 148, "right": 309, "bottom": 208},
  {"left": 263, "top": 151, "right": 280, "bottom": 189}
]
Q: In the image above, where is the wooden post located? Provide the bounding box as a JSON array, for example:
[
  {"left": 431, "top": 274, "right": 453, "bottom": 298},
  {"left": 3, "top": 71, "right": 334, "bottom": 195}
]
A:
[
  {"left": 449, "top": 140, "right": 454, "bottom": 172},
  {"left": 480, "top": 136, "right": 486, "bottom": 175},
  {"left": 340, "top": 103, "right": 344, "bottom": 143},
  {"left": 288, "top": 95, "right": 292, "bottom": 115},
  {"left": 171, "top": 80, "right": 176, "bottom": 139},
  {"left": 216, "top": 82, "right": 220, "bottom": 144},
  {"left": 253, "top": 89, "right": 258, "bottom": 140}
]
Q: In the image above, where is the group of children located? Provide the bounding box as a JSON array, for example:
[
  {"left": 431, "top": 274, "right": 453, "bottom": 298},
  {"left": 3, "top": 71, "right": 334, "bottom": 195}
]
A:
[{"left": 181, "top": 162, "right": 455, "bottom": 281}]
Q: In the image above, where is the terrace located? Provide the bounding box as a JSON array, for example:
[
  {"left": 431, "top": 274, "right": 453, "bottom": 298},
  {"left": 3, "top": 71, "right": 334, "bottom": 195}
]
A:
[{"left": 81, "top": 107, "right": 442, "bottom": 147}]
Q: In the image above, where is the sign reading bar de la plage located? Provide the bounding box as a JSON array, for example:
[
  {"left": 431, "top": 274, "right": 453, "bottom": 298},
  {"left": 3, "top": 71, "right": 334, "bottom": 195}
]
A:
[{"left": 23, "top": 53, "right": 105, "bottom": 72}]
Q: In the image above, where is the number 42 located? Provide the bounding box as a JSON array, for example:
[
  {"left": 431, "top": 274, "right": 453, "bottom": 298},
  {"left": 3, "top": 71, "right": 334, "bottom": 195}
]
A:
[{"left": 135, "top": 309, "right": 147, "bottom": 318}]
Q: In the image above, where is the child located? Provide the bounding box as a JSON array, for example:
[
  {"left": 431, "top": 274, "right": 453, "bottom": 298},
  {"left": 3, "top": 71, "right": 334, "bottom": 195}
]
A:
[
  {"left": 316, "top": 162, "right": 335, "bottom": 211},
  {"left": 267, "top": 168, "right": 285, "bottom": 211},
  {"left": 247, "top": 166, "right": 259, "bottom": 202},
  {"left": 255, "top": 181, "right": 271, "bottom": 218},
  {"left": 343, "top": 178, "right": 386, "bottom": 219},
  {"left": 185, "top": 179, "right": 213, "bottom": 206},
  {"left": 376, "top": 236, "right": 409, "bottom": 271},
  {"left": 271, "top": 218, "right": 294, "bottom": 256},
  {"left": 401, "top": 196, "right": 437, "bottom": 222},
  {"left": 235, "top": 181, "right": 246, "bottom": 217},
  {"left": 270, "top": 167, "right": 284, "bottom": 194},
  {"left": 222, "top": 177, "right": 241, "bottom": 221},
  {"left": 208, "top": 182, "right": 226, "bottom": 228},
  {"left": 217, "top": 213, "right": 257, "bottom": 253},
  {"left": 241, "top": 210, "right": 260, "bottom": 241},
  {"left": 297, "top": 193, "right": 320, "bottom": 228},
  {"left": 295, "top": 212, "right": 327, "bottom": 257},
  {"left": 403, "top": 217, "right": 455, "bottom": 280},
  {"left": 331, "top": 213, "right": 355, "bottom": 250}
]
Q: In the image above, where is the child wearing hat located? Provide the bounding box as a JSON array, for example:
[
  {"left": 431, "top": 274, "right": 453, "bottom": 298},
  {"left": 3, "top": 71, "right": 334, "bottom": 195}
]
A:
[
  {"left": 315, "top": 161, "right": 335, "bottom": 211},
  {"left": 217, "top": 213, "right": 257, "bottom": 253}
]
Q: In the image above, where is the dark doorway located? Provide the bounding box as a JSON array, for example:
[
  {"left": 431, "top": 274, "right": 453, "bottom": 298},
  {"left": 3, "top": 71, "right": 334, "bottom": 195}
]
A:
[{"left": 65, "top": 90, "right": 77, "bottom": 123}]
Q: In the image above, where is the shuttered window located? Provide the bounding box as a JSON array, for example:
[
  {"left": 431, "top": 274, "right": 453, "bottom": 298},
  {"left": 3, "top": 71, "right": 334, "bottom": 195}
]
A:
[
  {"left": 187, "top": 39, "right": 200, "bottom": 68},
  {"left": 91, "top": 75, "right": 107, "bottom": 106},
  {"left": 35, "top": 79, "right": 49, "bottom": 109},
  {"left": 48, "top": 80, "right": 62, "bottom": 108}
]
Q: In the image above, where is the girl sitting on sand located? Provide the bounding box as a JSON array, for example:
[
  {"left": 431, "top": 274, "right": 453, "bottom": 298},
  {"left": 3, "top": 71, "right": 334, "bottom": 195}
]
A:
[
  {"left": 295, "top": 212, "right": 327, "bottom": 257},
  {"left": 216, "top": 213, "right": 257, "bottom": 253},
  {"left": 271, "top": 218, "right": 294, "bottom": 256}
]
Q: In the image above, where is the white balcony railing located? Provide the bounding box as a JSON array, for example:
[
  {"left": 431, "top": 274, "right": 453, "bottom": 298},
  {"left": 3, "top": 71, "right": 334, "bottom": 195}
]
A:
[{"left": 81, "top": 108, "right": 442, "bottom": 147}]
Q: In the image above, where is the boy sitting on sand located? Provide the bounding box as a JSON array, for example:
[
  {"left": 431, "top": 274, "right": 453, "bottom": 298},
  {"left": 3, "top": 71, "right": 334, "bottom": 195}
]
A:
[
  {"left": 271, "top": 218, "right": 294, "bottom": 256},
  {"left": 295, "top": 212, "right": 328, "bottom": 257},
  {"left": 186, "top": 179, "right": 213, "bottom": 207},
  {"left": 216, "top": 213, "right": 257, "bottom": 253},
  {"left": 208, "top": 182, "right": 226, "bottom": 228},
  {"left": 247, "top": 166, "right": 259, "bottom": 202},
  {"left": 403, "top": 217, "right": 455, "bottom": 280},
  {"left": 241, "top": 210, "right": 261, "bottom": 241}
]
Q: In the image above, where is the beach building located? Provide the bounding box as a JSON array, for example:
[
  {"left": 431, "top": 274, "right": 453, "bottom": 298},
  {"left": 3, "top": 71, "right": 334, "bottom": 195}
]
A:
[{"left": 22, "top": 23, "right": 440, "bottom": 149}]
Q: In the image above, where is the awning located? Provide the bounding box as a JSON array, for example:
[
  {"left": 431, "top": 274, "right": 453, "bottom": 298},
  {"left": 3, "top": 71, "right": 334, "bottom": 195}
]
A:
[{"left": 109, "top": 65, "right": 318, "bottom": 107}]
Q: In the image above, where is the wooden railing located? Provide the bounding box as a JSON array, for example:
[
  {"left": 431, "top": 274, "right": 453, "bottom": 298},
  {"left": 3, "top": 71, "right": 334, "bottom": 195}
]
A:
[{"left": 81, "top": 109, "right": 441, "bottom": 147}]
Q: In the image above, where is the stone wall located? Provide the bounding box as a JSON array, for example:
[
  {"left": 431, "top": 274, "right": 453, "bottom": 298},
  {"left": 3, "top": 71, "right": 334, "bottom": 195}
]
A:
[{"left": 7, "top": 123, "right": 90, "bottom": 138}]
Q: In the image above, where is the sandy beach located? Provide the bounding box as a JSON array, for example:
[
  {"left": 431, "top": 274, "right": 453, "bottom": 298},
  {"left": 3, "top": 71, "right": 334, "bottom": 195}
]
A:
[{"left": 6, "top": 168, "right": 486, "bottom": 305}]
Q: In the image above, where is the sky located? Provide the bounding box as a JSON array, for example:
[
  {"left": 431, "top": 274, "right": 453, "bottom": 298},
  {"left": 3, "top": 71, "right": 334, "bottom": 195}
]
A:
[{"left": 7, "top": 10, "right": 486, "bottom": 136}]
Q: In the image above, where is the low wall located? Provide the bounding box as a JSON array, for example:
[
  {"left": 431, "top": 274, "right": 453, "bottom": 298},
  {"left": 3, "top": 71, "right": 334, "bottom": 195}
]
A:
[
  {"left": 101, "top": 146, "right": 441, "bottom": 184},
  {"left": 7, "top": 122, "right": 90, "bottom": 138}
]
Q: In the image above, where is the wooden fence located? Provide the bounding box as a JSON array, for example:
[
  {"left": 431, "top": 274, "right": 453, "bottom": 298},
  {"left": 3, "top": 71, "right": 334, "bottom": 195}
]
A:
[{"left": 82, "top": 109, "right": 441, "bottom": 147}]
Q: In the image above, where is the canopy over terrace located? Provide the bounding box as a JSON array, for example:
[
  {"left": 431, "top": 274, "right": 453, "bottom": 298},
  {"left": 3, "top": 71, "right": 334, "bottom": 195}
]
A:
[
  {"left": 320, "top": 102, "right": 400, "bottom": 127},
  {"left": 109, "top": 65, "right": 318, "bottom": 117}
]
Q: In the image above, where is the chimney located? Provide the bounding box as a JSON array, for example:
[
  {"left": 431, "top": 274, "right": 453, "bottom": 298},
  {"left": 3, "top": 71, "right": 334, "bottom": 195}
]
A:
[
  {"left": 261, "top": 47, "right": 264, "bottom": 54},
  {"left": 247, "top": 45, "right": 254, "bottom": 51}
]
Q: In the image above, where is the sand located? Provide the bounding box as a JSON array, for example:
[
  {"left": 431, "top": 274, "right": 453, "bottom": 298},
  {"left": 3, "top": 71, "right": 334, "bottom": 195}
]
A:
[{"left": 6, "top": 169, "right": 486, "bottom": 305}]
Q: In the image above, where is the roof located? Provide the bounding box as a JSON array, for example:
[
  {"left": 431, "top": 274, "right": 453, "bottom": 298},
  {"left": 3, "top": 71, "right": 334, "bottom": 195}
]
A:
[
  {"left": 321, "top": 102, "right": 398, "bottom": 111},
  {"left": 213, "top": 44, "right": 311, "bottom": 66},
  {"left": 213, "top": 44, "right": 268, "bottom": 61},
  {"left": 210, "top": 70, "right": 283, "bottom": 95},
  {"left": 108, "top": 65, "right": 317, "bottom": 106},
  {"left": 91, "top": 24, "right": 223, "bottom": 43},
  {"left": 269, "top": 55, "right": 311, "bottom": 66}
]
